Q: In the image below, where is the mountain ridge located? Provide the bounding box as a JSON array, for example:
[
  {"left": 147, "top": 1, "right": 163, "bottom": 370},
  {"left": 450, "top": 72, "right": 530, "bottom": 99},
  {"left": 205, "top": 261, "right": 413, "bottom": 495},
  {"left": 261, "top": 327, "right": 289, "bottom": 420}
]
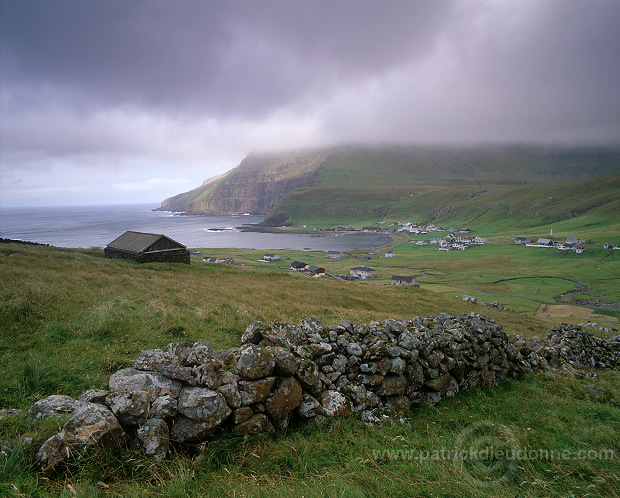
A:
[{"left": 158, "top": 143, "right": 620, "bottom": 227}]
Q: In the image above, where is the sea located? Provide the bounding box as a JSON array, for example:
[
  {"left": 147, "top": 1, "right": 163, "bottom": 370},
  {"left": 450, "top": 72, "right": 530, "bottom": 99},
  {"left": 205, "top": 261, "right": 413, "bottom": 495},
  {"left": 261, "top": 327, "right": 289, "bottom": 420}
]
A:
[{"left": 0, "top": 204, "right": 391, "bottom": 251}]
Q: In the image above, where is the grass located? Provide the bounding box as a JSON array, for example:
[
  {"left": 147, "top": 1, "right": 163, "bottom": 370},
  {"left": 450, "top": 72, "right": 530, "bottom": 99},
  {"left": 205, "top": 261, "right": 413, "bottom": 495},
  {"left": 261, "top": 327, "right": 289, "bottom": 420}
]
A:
[{"left": 0, "top": 242, "right": 619, "bottom": 496}]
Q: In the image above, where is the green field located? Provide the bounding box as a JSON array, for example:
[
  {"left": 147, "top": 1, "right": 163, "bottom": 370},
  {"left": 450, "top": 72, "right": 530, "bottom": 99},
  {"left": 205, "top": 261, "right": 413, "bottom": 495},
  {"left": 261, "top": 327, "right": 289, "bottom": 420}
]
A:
[{"left": 1, "top": 240, "right": 619, "bottom": 496}]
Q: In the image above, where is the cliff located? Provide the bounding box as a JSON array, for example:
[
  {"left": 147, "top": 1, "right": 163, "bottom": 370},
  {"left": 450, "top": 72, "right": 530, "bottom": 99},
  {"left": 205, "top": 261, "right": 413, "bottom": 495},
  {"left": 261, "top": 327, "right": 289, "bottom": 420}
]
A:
[{"left": 159, "top": 149, "right": 331, "bottom": 214}]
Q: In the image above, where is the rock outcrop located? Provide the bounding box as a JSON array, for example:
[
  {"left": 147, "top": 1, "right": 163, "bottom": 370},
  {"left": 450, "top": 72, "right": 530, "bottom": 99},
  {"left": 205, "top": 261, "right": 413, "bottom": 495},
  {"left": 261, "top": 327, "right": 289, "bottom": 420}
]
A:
[{"left": 32, "top": 315, "right": 619, "bottom": 472}]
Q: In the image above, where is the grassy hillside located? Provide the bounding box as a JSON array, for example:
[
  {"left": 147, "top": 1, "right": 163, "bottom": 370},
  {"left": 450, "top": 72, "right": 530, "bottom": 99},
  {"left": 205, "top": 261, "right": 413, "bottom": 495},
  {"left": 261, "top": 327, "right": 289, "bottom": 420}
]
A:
[
  {"left": 1, "top": 243, "right": 619, "bottom": 496},
  {"left": 266, "top": 174, "right": 620, "bottom": 232},
  {"left": 159, "top": 144, "right": 620, "bottom": 216},
  {"left": 319, "top": 144, "right": 620, "bottom": 187}
]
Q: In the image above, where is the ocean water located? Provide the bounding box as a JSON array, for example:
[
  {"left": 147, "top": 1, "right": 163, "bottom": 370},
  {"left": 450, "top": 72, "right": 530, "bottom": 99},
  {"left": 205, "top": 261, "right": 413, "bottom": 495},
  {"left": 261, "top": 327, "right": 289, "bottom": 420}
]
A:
[{"left": 0, "top": 204, "right": 391, "bottom": 251}]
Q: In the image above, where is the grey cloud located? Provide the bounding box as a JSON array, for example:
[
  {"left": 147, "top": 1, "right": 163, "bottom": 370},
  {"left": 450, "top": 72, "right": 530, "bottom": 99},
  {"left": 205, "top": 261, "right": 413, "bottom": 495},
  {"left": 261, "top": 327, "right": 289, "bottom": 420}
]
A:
[
  {"left": 1, "top": 0, "right": 620, "bottom": 206},
  {"left": 2, "top": 0, "right": 457, "bottom": 118}
]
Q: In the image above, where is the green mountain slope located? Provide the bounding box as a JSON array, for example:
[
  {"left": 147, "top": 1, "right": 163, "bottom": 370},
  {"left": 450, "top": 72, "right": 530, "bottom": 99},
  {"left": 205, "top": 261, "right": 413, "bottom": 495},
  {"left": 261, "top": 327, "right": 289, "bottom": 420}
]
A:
[
  {"left": 265, "top": 174, "right": 620, "bottom": 233},
  {"left": 159, "top": 144, "right": 620, "bottom": 227}
]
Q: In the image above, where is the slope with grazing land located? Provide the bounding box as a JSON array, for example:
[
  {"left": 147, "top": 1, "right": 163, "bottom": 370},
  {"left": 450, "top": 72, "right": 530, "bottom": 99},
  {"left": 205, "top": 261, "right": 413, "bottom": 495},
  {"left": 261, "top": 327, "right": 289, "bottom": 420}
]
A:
[
  {"left": 1, "top": 243, "right": 619, "bottom": 496},
  {"left": 265, "top": 174, "right": 620, "bottom": 232}
]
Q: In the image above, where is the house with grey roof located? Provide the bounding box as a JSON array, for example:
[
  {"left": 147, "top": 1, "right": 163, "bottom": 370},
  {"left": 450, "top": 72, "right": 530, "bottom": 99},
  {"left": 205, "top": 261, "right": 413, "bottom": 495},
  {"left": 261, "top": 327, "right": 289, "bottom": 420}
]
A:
[
  {"left": 349, "top": 266, "right": 376, "bottom": 279},
  {"left": 104, "top": 231, "right": 190, "bottom": 263},
  {"left": 390, "top": 275, "right": 419, "bottom": 287}
]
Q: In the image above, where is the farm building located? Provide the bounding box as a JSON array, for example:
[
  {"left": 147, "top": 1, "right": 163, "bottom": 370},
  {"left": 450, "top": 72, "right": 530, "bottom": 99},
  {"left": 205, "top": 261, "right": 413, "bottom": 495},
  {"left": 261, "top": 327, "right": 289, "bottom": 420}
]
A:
[
  {"left": 307, "top": 265, "right": 326, "bottom": 275},
  {"left": 104, "top": 231, "right": 190, "bottom": 263},
  {"left": 390, "top": 275, "right": 419, "bottom": 287},
  {"left": 264, "top": 254, "right": 281, "bottom": 262},
  {"left": 349, "top": 266, "right": 376, "bottom": 279},
  {"left": 514, "top": 237, "right": 531, "bottom": 245}
]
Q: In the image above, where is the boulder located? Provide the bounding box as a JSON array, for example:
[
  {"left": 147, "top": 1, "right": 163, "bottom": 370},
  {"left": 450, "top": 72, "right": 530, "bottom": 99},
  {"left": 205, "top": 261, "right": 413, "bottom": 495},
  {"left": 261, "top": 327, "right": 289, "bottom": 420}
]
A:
[
  {"left": 35, "top": 402, "right": 126, "bottom": 474},
  {"left": 296, "top": 393, "right": 323, "bottom": 418},
  {"left": 375, "top": 375, "right": 407, "bottom": 396},
  {"left": 319, "top": 390, "right": 352, "bottom": 417},
  {"left": 109, "top": 368, "right": 183, "bottom": 398},
  {"left": 28, "top": 395, "right": 75, "bottom": 420},
  {"left": 76, "top": 389, "right": 109, "bottom": 404},
  {"left": 105, "top": 391, "right": 150, "bottom": 426},
  {"left": 238, "top": 377, "right": 276, "bottom": 405},
  {"left": 234, "top": 345, "right": 275, "bottom": 380},
  {"left": 176, "top": 387, "right": 231, "bottom": 428},
  {"left": 137, "top": 419, "right": 169, "bottom": 461},
  {"left": 150, "top": 394, "right": 178, "bottom": 419},
  {"left": 268, "top": 347, "right": 299, "bottom": 376},
  {"left": 264, "top": 376, "right": 303, "bottom": 420},
  {"left": 295, "top": 360, "right": 322, "bottom": 395}
]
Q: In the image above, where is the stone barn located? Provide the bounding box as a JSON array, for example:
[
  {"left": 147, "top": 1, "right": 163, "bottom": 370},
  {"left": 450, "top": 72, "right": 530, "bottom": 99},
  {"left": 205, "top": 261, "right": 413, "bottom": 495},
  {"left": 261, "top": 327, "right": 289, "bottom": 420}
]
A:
[{"left": 104, "top": 231, "right": 190, "bottom": 264}]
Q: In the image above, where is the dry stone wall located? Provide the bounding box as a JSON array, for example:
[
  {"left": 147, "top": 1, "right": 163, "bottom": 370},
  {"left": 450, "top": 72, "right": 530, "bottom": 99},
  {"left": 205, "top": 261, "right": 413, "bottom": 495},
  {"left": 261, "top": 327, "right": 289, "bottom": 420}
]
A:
[{"left": 32, "top": 313, "right": 619, "bottom": 472}]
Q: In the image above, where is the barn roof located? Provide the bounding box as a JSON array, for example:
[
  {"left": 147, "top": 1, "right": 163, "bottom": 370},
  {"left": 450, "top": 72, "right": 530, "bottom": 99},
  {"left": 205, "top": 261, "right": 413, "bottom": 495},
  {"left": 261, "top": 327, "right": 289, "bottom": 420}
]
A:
[
  {"left": 106, "top": 231, "right": 186, "bottom": 253},
  {"left": 391, "top": 275, "right": 414, "bottom": 283}
]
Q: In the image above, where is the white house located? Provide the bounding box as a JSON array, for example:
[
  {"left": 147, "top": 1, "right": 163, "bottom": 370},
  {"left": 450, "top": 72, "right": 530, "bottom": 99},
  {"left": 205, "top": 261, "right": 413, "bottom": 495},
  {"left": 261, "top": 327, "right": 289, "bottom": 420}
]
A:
[{"left": 349, "top": 266, "right": 376, "bottom": 279}]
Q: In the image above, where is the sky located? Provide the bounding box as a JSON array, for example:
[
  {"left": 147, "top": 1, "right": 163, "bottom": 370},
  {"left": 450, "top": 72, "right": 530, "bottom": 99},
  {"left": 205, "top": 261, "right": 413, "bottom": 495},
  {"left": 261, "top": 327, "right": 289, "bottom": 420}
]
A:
[{"left": 1, "top": 0, "right": 620, "bottom": 207}]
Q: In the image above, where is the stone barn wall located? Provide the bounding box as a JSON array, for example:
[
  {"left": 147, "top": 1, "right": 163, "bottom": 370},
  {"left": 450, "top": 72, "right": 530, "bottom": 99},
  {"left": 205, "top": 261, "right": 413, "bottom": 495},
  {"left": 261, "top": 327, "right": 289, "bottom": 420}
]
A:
[{"left": 103, "top": 248, "right": 191, "bottom": 264}]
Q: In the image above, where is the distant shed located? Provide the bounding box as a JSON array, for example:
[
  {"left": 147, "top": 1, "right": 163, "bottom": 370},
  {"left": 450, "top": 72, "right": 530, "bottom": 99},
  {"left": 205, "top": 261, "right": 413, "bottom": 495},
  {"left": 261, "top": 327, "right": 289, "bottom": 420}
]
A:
[{"left": 104, "top": 231, "right": 190, "bottom": 264}]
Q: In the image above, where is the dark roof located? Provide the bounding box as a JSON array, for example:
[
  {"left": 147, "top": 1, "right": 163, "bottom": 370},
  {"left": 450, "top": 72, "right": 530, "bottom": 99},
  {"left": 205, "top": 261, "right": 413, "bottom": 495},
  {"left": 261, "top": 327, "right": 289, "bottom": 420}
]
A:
[
  {"left": 391, "top": 275, "right": 414, "bottom": 283},
  {"left": 350, "top": 266, "right": 375, "bottom": 272},
  {"left": 106, "top": 231, "right": 186, "bottom": 253}
]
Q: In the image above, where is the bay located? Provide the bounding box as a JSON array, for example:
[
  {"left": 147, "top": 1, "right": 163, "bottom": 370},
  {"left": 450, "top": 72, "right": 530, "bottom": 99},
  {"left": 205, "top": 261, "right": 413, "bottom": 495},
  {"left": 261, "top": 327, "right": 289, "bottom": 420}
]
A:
[{"left": 0, "top": 204, "right": 391, "bottom": 251}]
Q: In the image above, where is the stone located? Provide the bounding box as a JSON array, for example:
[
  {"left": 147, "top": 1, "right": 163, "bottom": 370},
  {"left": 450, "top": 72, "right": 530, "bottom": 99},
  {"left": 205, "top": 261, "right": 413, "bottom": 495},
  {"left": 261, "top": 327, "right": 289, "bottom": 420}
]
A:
[
  {"left": 238, "top": 377, "right": 276, "bottom": 405},
  {"left": 105, "top": 391, "right": 150, "bottom": 426},
  {"left": 109, "top": 368, "right": 183, "bottom": 398},
  {"left": 383, "top": 395, "right": 411, "bottom": 416},
  {"left": 150, "top": 394, "right": 178, "bottom": 419},
  {"left": 389, "top": 357, "right": 407, "bottom": 375},
  {"left": 264, "top": 376, "right": 303, "bottom": 420},
  {"left": 232, "top": 414, "right": 275, "bottom": 435},
  {"left": 241, "top": 321, "right": 269, "bottom": 344},
  {"left": 232, "top": 406, "right": 254, "bottom": 425},
  {"left": 342, "top": 383, "right": 368, "bottom": 412},
  {"left": 137, "top": 419, "right": 169, "bottom": 460},
  {"left": 295, "top": 360, "right": 322, "bottom": 395},
  {"left": 262, "top": 322, "right": 308, "bottom": 349},
  {"left": 234, "top": 345, "right": 276, "bottom": 380},
  {"left": 296, "top": 393, "right": 323, "bottom": 418},
  {"left": 319, "top": 390, "right": 352, "bottom": 417},
  {"left": 171, "top": 415, "right": 221, "bottom": 442},
  {"left": 268, "top": 347, "right": 299, "bottom": 376},
  {"left": 185, "top": 340, "right": 215, "bottom": 366},
  {"left": 219, "top": 383, "right": 242, "bottom": 409},
  {"left": 299, "top": 317, "right": 324, "bottom": 335},
  {"left": 35, "top": 402, "right": 126, "bottom": 473},
  {"left": 346, "top": 342, "right": 363, "bottom": 357},
  {"left": 375, "top": 375, "right": 407, "bottom": 396},
  {"left": 164, "top": 342, "right": 194, "bottom": 363},
  {"left": 77, "top": 389, "right": 109, "bottom": 404},
  {"left": 177, "top": 388, "right": 231, "bottom": 429},
  {"left": 28, "top": 395, "right": 75, "bottom": 419},
  {"left": 424, "top": 374, "right": 458, "bottom": 396},
  {"left": 134, "top": 349, "right": 180, "bottom": 372}
]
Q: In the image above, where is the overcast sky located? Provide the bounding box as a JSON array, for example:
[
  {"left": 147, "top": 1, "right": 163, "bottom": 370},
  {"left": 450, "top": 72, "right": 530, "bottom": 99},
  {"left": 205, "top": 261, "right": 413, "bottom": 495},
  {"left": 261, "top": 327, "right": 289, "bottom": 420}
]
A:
[{"left": 1, "top": 0, "right": 619, "bottom": 207}]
